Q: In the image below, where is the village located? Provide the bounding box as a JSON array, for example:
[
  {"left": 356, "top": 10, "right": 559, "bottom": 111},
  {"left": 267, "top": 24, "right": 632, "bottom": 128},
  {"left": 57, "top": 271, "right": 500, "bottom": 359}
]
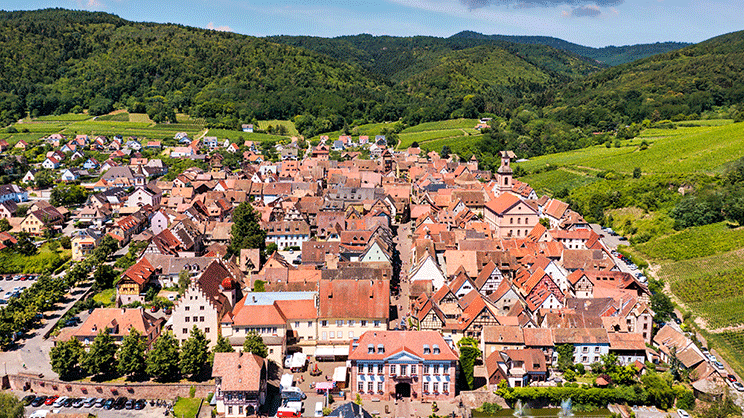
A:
[{"left": 0, "top": 130, "right": 736, "bottom": 418}]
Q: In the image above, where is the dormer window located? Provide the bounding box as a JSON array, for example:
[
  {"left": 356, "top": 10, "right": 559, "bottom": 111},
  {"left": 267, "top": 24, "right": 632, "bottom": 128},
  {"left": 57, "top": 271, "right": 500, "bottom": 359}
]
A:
[
  {"left": 377, "top": 344, "right": 384, "bottom": 354},
  {"left": 368, "top": 344, "right": 375, "bottom": 354},
  {"left": 433, "top": 344, "right": 440, "bottom": 355},
  {"left": 423, "top": 344, "right": 430, "bottom": 355}
]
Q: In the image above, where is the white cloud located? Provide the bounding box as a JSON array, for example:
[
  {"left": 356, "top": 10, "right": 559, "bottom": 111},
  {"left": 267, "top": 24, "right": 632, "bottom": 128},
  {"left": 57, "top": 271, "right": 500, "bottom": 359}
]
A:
[{"left": 206, "top": 22, "right": 233, "bottom": 32}]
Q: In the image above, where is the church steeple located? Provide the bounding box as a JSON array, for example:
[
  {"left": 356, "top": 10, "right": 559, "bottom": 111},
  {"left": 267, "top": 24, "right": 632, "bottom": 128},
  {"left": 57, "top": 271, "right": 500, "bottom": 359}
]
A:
[{"left": 497, "top": 151, "right": 516, "bottom": 194}]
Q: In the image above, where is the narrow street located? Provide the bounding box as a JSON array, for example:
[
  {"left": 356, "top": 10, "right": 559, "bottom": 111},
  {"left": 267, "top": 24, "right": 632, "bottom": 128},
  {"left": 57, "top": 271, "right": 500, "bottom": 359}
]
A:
[{"left": 392, "top": 221, "right": 412, "bottom": 329}]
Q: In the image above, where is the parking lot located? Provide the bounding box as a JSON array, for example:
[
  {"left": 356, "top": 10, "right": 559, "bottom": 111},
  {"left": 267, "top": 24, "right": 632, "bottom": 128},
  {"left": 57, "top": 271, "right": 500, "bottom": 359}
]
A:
[
  {"left": 20, "top": 394, "right": 189, "bottom": 418},
  {"left": 0, "top": 274, "right": 38, "bottom": 305}
]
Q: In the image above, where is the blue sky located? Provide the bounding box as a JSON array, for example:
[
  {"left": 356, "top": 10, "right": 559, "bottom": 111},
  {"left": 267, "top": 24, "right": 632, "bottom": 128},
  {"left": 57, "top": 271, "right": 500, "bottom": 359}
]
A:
[{"left": 3, "top": 0, "right": 742, "bottom": 47}]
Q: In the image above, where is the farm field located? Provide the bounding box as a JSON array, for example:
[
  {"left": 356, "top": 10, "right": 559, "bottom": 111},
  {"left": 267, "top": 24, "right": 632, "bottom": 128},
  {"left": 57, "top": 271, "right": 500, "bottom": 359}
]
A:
[
  {"left": 515, "top": 121, "right": 744, "bottom": 175},
  {"left": 416, "top": 134, "right": 483, "bottom": 156},
  {"left": 636, "top": 222, "right": 744, "bottom": 262},
  {"left": 400, "top": 118, "right": 479, "bottom": 134},
  {"left": 670, "top": 269, "right": 744, "bottom": 329},
  {"left": 518, "top": 167, "right": 600, "bottom": 196},
  {"left": 397, "top": 128, "right": 473, "bottom": 149},
  {"left": 205, "top": 128, "right": 290, "bottom": 142}
]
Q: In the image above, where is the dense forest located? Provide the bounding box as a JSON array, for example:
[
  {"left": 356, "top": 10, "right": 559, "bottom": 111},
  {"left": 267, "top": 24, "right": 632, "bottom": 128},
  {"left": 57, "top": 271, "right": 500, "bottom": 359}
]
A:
[{"left": 0, "top": 8, "right": 742, "bottom": 161}]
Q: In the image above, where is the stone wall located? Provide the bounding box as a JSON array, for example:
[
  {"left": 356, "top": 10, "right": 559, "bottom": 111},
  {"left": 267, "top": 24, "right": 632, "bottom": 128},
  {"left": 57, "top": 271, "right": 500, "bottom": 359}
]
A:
[{"left": 8, "top": 373, "right": 213, "bottom": 400}]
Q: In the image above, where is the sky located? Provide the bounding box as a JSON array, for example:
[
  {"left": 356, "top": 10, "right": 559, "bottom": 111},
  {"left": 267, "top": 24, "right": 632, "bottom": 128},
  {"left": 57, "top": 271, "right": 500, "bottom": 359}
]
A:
[{"left": 2, "top": 0, "right": 743, "bottom": 47}]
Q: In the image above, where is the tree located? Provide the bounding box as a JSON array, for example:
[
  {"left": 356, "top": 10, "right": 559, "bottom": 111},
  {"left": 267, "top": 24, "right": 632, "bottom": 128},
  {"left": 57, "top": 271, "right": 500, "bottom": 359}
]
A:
[
  {"left": 228, "top": 202, "right": 266, "bottom": 257},
  {"left": 178, "top": 269, "right": 191, "bottom": 295},
  {"left": 180, "top": 326, "right": 210, "bottom": 379},
  {"left": 651, "top": 292, "right": 675, "bottom": 323},
  {"left": 50, "top": 338, "right": 84, "bottom": 379},
  {"left": 457, "top": 337, "right": 481, "bottom": 390},
  {"left": 50, "top": 183, "right": 88, "bottom": 207},
  {"left": 80, "top": 330, "right": 118, "bottom": 376},
  {"left": 0, "top": 392, "right": 24, "bottom": 418},
  {"left": 641, "top": 371, "right": 675, "bottom": 410},
  {"left": 117, "top": 329, "right": 147, "bottom": 378},
  {"left": 556, "top": 343, "right": 575, "bottom": 372},
  {"left": 242, "top": 331, "right": 268, "bottom": 358},
  {"left": 93, "top": 264, "right": 117, "bottom": 289},
  {"left": 213, "top": 334, "right": 234, "bottom": 353},
  {"left": 0, "top": 218, "right": 10, "bottom": 232},
  {"left": 441, "top": 145, "right": 451, "bottom": 159},
  {"left": 60, "top": 235, "right": 71, "bottom": 249},
  {"left": 147, "top": 331, "right": 181, "bottom": 381},
  {"left": 633, "top": 167, "right": 642, "bottom": 179}
]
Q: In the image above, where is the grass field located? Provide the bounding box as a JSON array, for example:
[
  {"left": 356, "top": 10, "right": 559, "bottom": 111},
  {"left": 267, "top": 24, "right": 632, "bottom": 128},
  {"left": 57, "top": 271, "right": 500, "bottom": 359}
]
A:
[
  {"left": 205, "top": 128, "right": 290, "bottom": 142},
  {"left": 257, "top": 120, "right": 299, "bottom": 136},
  {"left": 93, "top": 288, "right": 116, "bottom": 307},
  {"left": 516, "top": 121, "right": 744, "bottom": 175},
  {"left": 400, "top": 118, "right": 479, "bottom": 134}
]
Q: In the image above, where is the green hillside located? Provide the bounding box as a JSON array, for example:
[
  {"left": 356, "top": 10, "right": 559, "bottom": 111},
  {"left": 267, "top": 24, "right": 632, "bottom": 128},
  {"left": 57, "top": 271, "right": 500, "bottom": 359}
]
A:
[
  {"left": 450, "top": 31, "right": 690, "bottom": 66},
  {"left": 547, "top": 30, "right": 744, "bottom": 126}
]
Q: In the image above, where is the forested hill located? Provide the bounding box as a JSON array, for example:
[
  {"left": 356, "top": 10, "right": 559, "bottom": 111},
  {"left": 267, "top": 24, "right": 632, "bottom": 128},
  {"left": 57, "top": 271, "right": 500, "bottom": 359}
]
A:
[
  {"left": 268, "top": 34, "right": 601, "bottom": 83},
  {"left": 450, "top": 31, "right": 690, "bottom": 66},
  {"left": 0, "top": 8, "right": 600, "bottom": 130},
  {"left": 0, "top": 8, "right": 392, "bottom": 128},
  {"left": 545, "top": 30, "right": 744, "bottom": 127}
]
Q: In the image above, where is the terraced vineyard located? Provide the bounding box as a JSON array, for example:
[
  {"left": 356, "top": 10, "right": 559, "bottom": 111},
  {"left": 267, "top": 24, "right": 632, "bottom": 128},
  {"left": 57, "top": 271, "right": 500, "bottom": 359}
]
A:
[
  {"left": 705, "top": 331, "right": 744, "bottom": 378},
  {"left": 670, "top": 269, "right": 744, "bottom": 329},
  {"left": 516, "top": 120, "right": 743, "bottom": 175},
  {"left": 518, "top": 167, "right": 600, "bottom": 196},
  {"left": 636, "top": 222, "right": 744, "bottom": 261}
]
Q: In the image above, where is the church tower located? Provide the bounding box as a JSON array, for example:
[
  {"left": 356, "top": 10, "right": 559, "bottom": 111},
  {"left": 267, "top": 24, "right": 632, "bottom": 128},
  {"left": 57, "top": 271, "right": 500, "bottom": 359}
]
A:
[{"left": 497, "top": 151, "right": 516, "bottom": 194}]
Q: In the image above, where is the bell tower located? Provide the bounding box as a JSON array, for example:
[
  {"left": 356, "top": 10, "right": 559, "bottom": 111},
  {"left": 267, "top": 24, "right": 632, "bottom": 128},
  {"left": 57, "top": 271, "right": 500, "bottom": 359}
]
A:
[{"left": 497, "top": 151, "right": 516, "bottom": 194}]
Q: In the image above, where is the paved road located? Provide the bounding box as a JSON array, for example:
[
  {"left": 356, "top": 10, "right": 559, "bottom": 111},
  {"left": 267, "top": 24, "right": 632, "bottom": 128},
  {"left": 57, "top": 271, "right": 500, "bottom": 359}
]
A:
[{"left": 392, "top": 222, "right": 412, "bottom": 328}]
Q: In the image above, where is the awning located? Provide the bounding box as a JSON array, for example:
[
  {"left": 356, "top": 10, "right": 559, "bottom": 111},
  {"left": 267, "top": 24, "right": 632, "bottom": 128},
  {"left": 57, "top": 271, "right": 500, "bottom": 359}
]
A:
[
  {"left": 333, "top": 366, "right": 347, "bottom": 382},
  {"left": 314, "top": 347, "right": 335, "bottom": 358},
  {"left": 357, "top": 375, "right": 366, "bottom": 382},
  {"left": 316, "top": 382, "right": 334, "bottom": 391},
  {"left": 333, "top": 346, "right": 349, "bottom": 356}
]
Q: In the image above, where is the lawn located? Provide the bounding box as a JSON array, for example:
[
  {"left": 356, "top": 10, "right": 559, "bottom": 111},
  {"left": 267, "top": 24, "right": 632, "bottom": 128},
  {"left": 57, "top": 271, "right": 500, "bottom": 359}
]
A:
[
  {"left": 636, "top": 222, "right": 744, "bottom": 262},
  {"left": 173, "top": 397, "right": 202, "bottom": 418},
  {"left": 93, "top": 288, "right": 116, "bottom": 307}
]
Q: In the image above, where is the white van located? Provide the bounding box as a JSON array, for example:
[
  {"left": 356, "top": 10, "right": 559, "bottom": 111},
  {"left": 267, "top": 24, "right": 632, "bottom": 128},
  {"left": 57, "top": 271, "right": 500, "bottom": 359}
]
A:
[{"left": 315, "top": 401, "right": 324, "bottom": 417}]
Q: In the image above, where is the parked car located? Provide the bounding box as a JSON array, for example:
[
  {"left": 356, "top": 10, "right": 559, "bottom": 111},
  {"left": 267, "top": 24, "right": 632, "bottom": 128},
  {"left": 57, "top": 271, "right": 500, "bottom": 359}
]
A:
[
  {"left": 125, "top": 398, "right": 135, "bottom": 409},
  {"left": 708, "top": 354, "right": 718, "bottom": 363},
  {"left": 113, "top": 396, "right": 127, "bottom": 410},
  {"left": 714, "top": 361, "right": 725, "bottom": 370},
  {"left": 72, "top": 398, "right": 86, "bottom": 408},
  {"left": 45, "top": 395, "right": 59, "bottom": 405},
  {"left": 52, "top": 396, "right": 68, "bottom": 407},
  {"left": 83, "top": 397, "right": 97, "bottom": 407},
  {"left": 31, "top": 396, "right": 47, "bottom": 407},
  {"left": 103, "top": 398, "right": 115, "bottom": 409},
  {"left": 150, "top": 305, "right": 159, "bottom": 313},
  {"left": 727, "top": 374, "right": 737, "bottom": 383},
  {"left": 677, "top": 409, "right": 690, "bottom": 418},
  {"left": 733, "top": 381, "right": 744, "bottom": 392},
  {"left": 94, "top": 397, "right": 106, "bottom": 408},
  {"left": 284, "top": 355, "right": 293, "bottom": 368},
  {"left": 22, "top": 394, "right": 37, "bottom": 405},
  {"left": 134, "top": 398, "right": 147, "bottom": 410}
]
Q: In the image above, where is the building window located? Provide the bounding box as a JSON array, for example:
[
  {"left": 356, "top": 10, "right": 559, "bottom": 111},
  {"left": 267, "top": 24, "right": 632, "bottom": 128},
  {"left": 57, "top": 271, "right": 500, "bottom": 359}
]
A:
[
  {"left": 423, "top": 382, "right": 429, "bottom": 393},
  {"left": 205, "top": 328, "right": 210, "bottom": 333},
  {"left": 321, "top": 320, "right": 328, "bottom": 327},
  {"left": 185, "top": 317, "right": 190, "bottom": 322},
  {"left": 308, "top": 321, "right": 313, "bottom": 327},
  {"left": 349, "top": 331, "right": 354, "bottom": 338},
  {"left": 411, "top": 365, "right": 417, "bottom": 375},
  {"left": 200, "top": 306, "right": 205, "bottom": 310},
  {"left": 424, "top": 365, "right": 430, "bottom": 374},
  {"left": 349, "top": 320, "right": 355, "bottom": 326},
  {"left": 358, "top": 364, "right": 364, "bottom": 374},
  {"left": 358, "top": 382, "right": 364, "bottom": 392},
  {"left": 390, "top": 365, "right": 396, "bottom": 375},
  {"left": 361, "top": 320, "right": 367, "bottom": 326},
  {"left": 182, "top": 328, "right": 187, "bottom": 334},
  {"left": 185, "top": 306, "right": 190, "bottom": 311},
  {"left": 400, "top": 365, "right": 407, "bottom": 376},
  {"left": 443, "top": 382, "right": 449, "bottom": 393},
  {"left": 582, "top": 347, "right": 588, "bottom": 353},
  {"left": 200, "top": 316, "right": 204, "bottom": 322},
  {"left": 374, "top": 321, "right": 380, "bottom": 327},
  {"left": 377, "top": 382, "right": 383, "bottom": 393},
  {"left": 433, "top": 382, "right": 439, "bottom": 393},
  {"left": 594, "top": 347, "right": 600, "bottom": 353},
  {"left": 336, "top": 320, "right": 344, "bottom": 327},
  {"left": 434, "top": 365, "right": 440, "bottom": 374},
  {"left": 367, "top": 382, "right": 374, "bottom": 393},
  {"left": 330, "top": 331, "right": 335, "bottom": 339}
]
